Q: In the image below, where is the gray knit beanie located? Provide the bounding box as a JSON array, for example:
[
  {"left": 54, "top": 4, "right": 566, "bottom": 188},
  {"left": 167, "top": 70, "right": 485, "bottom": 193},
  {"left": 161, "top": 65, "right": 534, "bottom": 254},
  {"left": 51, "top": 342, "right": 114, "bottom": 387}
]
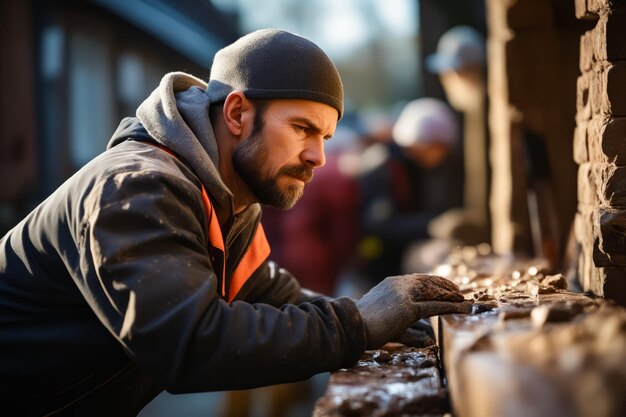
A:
[{"left": 206, "top": 29, "right": 344, "bottom": 119}]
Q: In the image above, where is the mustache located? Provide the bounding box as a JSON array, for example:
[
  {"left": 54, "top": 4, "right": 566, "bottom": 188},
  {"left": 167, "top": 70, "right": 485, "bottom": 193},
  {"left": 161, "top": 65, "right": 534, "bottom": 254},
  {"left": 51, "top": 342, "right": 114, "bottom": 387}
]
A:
[{"left": 279, "top": 164, "right": 314, "bottom": 184}]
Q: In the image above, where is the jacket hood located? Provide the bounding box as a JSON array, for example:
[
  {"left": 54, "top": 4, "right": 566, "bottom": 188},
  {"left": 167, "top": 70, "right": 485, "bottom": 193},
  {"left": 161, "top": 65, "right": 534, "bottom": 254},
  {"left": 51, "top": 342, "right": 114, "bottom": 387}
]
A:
[{"left": 108, "top": 72, "right": 235, "bottom": 215}]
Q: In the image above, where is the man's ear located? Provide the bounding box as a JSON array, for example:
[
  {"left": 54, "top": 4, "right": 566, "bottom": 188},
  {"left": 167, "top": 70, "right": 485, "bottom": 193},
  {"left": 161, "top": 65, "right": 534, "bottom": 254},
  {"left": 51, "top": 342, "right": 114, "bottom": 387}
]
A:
[{"left": 222, "top": 91, "right": 253, "bottom": 138}]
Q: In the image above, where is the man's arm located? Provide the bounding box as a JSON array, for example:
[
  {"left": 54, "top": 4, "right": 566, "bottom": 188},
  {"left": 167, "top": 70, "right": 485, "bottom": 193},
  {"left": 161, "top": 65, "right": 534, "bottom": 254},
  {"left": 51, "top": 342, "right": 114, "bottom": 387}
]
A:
[
  {"left": 235, "top": 260, "right": 328, "bottom": 306},
  {"left": 77, "top": 169, "right": 367, "bottom": 392}
]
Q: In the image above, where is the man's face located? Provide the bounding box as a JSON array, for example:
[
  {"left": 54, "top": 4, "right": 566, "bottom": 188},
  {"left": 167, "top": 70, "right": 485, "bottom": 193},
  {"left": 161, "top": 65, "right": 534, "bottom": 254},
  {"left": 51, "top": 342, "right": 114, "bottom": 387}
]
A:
[{"left": 233, "top": 99, "right": 338, "bottom": 209}]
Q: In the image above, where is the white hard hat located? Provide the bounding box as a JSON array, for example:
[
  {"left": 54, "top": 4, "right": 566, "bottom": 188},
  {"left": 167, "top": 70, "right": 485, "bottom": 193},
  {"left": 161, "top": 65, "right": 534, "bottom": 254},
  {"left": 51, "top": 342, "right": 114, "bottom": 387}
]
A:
[
  {"left": 392, "top": 98, "right": 458, "bottom": 147},
  {"left": 426, "top": 25, "right": 485, "bottom": 73}
]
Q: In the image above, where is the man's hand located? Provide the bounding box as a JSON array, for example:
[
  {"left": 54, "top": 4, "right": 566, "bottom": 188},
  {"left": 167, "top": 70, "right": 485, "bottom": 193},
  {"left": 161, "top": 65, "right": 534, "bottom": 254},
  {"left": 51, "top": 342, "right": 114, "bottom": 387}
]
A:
[{"left": 356, "top": 274, "right": 471, "bottom": 349}]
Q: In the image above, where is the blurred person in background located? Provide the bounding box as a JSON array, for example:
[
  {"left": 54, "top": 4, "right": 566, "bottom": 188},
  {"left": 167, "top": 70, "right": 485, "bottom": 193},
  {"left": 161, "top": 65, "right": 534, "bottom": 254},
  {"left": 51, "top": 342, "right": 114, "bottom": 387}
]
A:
[
  {"left": 425, "top": 25, "right": 491, "bottom": 246},
  {"left": 429, "top": 25, "right": 563, "bottom": 269},
  {"left": 355, "top": 98, "right": 464, "bottom": 287},
  {"left": 0, "top": 29, "right": 471, "bottom": 416}
]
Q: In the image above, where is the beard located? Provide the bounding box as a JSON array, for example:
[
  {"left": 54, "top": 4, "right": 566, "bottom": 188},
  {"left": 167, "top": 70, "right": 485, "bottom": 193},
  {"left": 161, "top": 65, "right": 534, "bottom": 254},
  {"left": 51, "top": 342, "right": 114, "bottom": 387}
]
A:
[{"left": 232, "top": 131, "right": 314, "bottom": 210}]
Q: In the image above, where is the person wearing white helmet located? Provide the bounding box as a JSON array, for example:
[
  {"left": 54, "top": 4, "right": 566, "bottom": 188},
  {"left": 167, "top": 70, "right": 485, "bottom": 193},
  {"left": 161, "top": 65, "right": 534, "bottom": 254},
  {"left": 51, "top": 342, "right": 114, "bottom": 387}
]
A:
[
  {"left": 426, "top": 25, "right": 486, "bottom": 111},
  {"left": 426, "top": 25, "right": 491, "bottom": 245},
  {"left": 356, "top": 97, "right": 464, "bottom": 286},
  {"left": 392, "top": 97, "right": 459, "bottom": 169}
]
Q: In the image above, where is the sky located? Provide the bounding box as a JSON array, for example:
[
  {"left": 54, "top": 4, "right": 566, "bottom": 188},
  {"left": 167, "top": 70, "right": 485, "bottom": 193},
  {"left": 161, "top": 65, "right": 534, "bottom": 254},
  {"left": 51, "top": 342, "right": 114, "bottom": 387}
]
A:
[
  {"left": 209, "top": 0, "right": 421, "bottom": 108},
  {"left": 211, "top": 0, "right": 418, "bottom": 59}
]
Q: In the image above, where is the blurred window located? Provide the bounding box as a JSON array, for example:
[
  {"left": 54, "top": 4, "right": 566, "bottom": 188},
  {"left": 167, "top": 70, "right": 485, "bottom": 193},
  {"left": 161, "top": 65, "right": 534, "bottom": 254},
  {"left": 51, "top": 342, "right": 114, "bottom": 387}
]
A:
[
  {"left": 41, "top": 26, "right": 64, "bottom": 80},
  {"left": 68, "top": 31, "right": 115, "bottom": 167},
  {"left": 117, "top": 51, "right": 146, "bottom": 105}
]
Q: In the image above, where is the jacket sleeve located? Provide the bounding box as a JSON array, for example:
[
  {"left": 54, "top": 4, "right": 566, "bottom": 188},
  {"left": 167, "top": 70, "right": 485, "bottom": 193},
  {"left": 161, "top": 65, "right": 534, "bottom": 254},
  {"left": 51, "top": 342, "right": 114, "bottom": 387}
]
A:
[
  {"left": 234, "top": 259, "right": 329, "bottom": 306},
  {"left": 77, "top": 169, "right": 366, "bottom": 393}
]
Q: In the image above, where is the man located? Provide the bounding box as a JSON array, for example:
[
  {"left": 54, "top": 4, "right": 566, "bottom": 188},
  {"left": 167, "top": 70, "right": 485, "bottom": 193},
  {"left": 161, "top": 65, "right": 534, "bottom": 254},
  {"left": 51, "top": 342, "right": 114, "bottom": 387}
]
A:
[{"left": 0, "top": 29, "right": 470, "bottom": 416}]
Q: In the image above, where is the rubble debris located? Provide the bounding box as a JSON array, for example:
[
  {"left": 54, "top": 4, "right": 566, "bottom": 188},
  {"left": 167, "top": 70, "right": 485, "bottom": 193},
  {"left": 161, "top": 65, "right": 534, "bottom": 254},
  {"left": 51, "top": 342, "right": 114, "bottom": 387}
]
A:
[
  {"left": 372, "top": 350, "right": 392, "bottom": 363},
  {"left": 471, "top": 301, "right": 498, "bottom": 314},
  {"left": 540, "top": 273, "right": 568, "bottom": 290},
  {"left": 313, "top": 345, "right": 450, "bottom": 417},
  {"left": 498, "top": 308, "right": 532, "bottom": 322},
  {"left": 531, "top": 302, "right": 585, "bottom": 327},
  {"left": 432, "top": 246, "right": 626, "bottom": 417},
  {"left": 473, "top": 291, "right": 495, "bottom": 301},
  {"left": 316, "top": 245, "right": 626, "bottom": 417}
]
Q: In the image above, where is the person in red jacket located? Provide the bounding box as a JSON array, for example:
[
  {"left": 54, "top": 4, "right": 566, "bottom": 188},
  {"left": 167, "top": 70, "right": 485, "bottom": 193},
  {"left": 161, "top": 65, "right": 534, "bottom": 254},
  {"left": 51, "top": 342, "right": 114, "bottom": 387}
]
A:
[{"left": 0, "top": 29, "right": 470, "bottom": 416}]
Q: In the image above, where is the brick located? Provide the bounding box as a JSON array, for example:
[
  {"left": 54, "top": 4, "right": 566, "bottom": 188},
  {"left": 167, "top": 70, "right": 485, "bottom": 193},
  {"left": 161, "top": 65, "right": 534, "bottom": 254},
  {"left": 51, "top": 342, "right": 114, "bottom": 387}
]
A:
[
  {"left": 578, "top": 245, "right": 594, "bottom": 290},
  {"left": 577, "top": 163, "right": 598, "bottom": 206},
  {"left": 601, "top": 117, "right": 626, "bottom": 164},
  {"left": 605, "top": 8, "right": 626, "bottom": 61},
  {"left": 588, "top": 63, "right": 626, "bottom": 117},
  {"left": 576, "top": 0, "right": 598, "bottom": 19},
  {"left": 575, "top": 211, "right": 583, "bottom": 245},
  {"left": 605, "top": 63, "right": 626, "bottom": 115},
  {"left": 578, "top": 162, "right": 614, "bottom": 208},
  {"left": 574, "top": 122, "right": 589, "bottom": 164},
  {"left": 587, "top": 117, "right": 603, "bottom": 162},
  {"left": 576, "top": 209, "right": 598, "bottom": 284},
  {"left": 587, "top": 116, "right": 626, "bottom": 165},
  {"left": 578, "top": 207, "right": 626, "bottom": 267},
  {"left": 596, "top": 163, "right": 626, "bottom": 206},
  {"left": 576, "top": 71, "right": 592, "bottom": 123},
  {"left": 593, "top": 236, "right": 614, "bottom": 266},
  {"left": 597, "top": 208, "right": 626, "bottom": 259},
  {"left": 590, "top": 65, "right": 604, "bottom": 116},
  {"left": 591, "top": 262, "right": 605, "bottom": 294},
  {"left": 575, "top": 209, "right": 593, "bottom": 245},
  {"left": 577, "top": 211, "right": 611, "bottom": 268},
  {"left": 579, "top": 30, "right": 594, "bottom": 73},
  {"left": 588, "top": 0, "right": 626, "bottom": 14},
  {"left": 592, "top": 8, "right": 626, "bottom": 62},
  {"left": 600, "top": 268, "right": 626, "bottom": 305},
  {"left": 589, "top": 265, "right": 626, "bottom": 306}
]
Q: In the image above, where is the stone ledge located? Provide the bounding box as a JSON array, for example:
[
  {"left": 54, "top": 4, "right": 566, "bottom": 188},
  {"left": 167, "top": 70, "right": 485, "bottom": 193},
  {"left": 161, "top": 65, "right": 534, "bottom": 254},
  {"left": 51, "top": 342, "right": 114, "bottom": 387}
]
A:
[{"left": 431, "top": 249, "right": 626, "bottom": 417}]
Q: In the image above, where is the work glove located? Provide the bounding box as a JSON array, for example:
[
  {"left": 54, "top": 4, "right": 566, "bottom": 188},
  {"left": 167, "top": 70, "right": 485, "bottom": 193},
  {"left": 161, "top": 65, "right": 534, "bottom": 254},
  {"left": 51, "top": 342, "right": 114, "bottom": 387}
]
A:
[
  {"left": 356, "top": 274, "right": 471, "bottom": 349},
  {"left": 395, "top": 326, "right": 435, "bottom": 348},
  {"left": 394, "top": 319, "right": 436, "bottom": 347}
]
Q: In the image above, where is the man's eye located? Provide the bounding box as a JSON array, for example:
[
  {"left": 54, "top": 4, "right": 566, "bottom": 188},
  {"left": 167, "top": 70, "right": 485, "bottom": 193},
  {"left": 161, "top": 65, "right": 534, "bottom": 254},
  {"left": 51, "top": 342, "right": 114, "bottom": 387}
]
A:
[{"left": 295, "top": 125, "right": 309, "bottom": 133}]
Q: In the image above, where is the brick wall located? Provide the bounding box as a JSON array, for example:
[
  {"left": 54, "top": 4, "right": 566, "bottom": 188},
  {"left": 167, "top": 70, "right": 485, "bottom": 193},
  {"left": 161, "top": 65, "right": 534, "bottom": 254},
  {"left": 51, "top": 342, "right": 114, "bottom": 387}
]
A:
[
  {"left": 574, "top": 0, "right": 626, "bottom": 305},
  {"left": 487, "top": 0, "right": 580, "bottom": 268}
]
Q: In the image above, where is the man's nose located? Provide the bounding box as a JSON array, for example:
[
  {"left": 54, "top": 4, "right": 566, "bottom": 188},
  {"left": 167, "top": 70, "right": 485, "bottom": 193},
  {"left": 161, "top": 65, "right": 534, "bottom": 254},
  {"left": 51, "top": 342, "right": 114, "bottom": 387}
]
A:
[{"left": 301, "top": 137, "right": 326, "bottom": 168}]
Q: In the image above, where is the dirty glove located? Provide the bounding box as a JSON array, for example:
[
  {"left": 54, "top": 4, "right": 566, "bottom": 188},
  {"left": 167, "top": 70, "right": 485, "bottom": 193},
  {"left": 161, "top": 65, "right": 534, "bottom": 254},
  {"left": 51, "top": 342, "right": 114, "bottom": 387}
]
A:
[
  {"left": 395, "top": 326, "right": 435, "bottom": 348},
  {"left": 394, "top": 319, "right": 436, "bottom": 348},
  {"left": 356, "top": 274, "right": 471, "bottom": 349}
]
